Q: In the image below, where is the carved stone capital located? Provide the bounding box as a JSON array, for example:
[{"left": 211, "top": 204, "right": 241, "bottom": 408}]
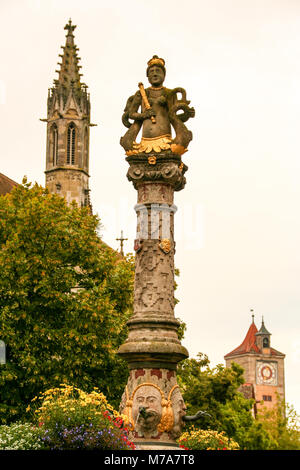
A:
[{"left": 126, "top": 153, "right": 188, "bottom": 192}]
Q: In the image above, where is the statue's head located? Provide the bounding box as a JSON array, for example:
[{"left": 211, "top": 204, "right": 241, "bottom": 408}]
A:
[{"left": 146, "top": 55, "right": 166, "bottom": 87}]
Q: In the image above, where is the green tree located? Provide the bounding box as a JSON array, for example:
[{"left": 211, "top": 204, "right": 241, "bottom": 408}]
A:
[
  {"left": 177, "top": 353, "right": 274, "bottom": 449},
  {"left": 0, "top": 180, "right": 134, "bottom": 423},
  {"left": 177, "top": 353, "right": 244, "bottom": 426},
  {"left": 220, "top": 393, "right": 276, "bottom": 449},
  {"left": 257, "top": 394, "right": 300, "bottom": 450}
]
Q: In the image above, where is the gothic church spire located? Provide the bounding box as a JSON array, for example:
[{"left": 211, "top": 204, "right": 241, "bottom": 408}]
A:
[
  {"left": 56, "top": 19, "right": 83, "bottom": 90},
  {"left": 43, "top": 20, "right": 93, "bottom": 210}
]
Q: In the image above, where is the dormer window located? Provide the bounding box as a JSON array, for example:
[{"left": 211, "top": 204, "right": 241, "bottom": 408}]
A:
[{"left": 67, "top": 122, "right": 76, "bottom": 165}]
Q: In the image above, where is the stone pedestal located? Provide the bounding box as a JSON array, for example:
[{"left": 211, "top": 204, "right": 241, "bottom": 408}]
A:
[{"left": 118, "top": 152, "right": 189, "bottom": 450}]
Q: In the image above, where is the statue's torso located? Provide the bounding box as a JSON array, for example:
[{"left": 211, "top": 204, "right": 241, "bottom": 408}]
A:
[{"left": 142, "top": 87, "right": 171, "bottom": 138}]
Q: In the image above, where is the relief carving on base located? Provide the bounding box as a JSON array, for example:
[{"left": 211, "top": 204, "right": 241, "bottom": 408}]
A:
[{"left": 120, "top": 378, "right": 186, "bottom": 440}]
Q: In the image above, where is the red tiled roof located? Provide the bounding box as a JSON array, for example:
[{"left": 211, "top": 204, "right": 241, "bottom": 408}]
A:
[
  {"left": 225, "top": 322, "right": 260, "bottom": 358},
  {"left": 270, "top": 347, "right": 285, "bottom": 357},
  {"left": 225, "top": 320, "right": 285, "bottom": 359},
  {"left": 0, "top": 173, "right": 18, "bottom": 196}
]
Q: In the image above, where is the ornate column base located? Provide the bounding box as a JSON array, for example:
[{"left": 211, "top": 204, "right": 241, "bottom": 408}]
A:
[{"left": 119, "top": 368, "right": 187, "bottom": 449}]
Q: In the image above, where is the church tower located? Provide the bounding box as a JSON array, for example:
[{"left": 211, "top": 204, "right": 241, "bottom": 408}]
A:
[
  {"left": 43, "top": 20, "right": 93, "bottom": 208},
  {"left": 224, "top": 314, "right": 285, "bottom": 415}
]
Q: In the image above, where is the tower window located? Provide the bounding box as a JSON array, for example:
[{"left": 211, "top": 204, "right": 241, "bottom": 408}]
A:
[
  {"left": 67, "top": 122, "right": 76, "bottom": 165},
  {"left": 263, "top": 395, "right": 272, "bottom": 402},
  {"left": 51, "top": 124, "right": 58, "bottom": 165},
  {"left": 84, "top": 127, "right": 89, "bottom": 169},
  {"left": 263, "top": 338, "right": 269, "bottom": 348}
]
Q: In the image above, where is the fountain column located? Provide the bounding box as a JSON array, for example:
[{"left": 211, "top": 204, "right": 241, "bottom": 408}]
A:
[{"left": 118, "top": 55, "right": 195, "bottom": 450}]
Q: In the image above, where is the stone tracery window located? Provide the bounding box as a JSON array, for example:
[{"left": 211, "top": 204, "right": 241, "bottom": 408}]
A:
[
  {"left": 50, "top": 123, "right": 58, "bottom": 165},
  {"left": 67, "top": 122, "right": 76, "bottom": 165},
  {"left": 84, "top": 126, "right": 89, "bottom": 169}
]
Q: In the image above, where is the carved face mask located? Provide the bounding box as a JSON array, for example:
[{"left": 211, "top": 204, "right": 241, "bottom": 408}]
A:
[
  {"left": 132, "top": 385, "right": 162, "bottom": 433},
  {"left": 169, "top": 386, "right": 186, "bottom": 439}
]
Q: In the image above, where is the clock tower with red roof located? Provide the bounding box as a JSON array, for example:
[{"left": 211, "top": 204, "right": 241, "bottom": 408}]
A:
[{"left": 224, "top": 314, "right": 285, "bottom": 415}]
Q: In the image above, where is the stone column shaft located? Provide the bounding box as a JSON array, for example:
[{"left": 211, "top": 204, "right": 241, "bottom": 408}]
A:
[{"left": 118, "top": 154, "right": 189, "bottom": 449}]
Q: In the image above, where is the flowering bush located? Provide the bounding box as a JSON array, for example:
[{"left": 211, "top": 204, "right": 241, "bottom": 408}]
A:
[
  {"left": 27, "top": 384, "right": 135, "bottom": 450},
  {"left": 178, "top": 427, "right": 239, "bottom": 450},
  {"left": 0, "top": 422, "right": 45, "bottom": 450}
]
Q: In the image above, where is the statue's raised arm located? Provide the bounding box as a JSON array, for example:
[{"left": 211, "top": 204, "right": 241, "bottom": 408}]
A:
[{"left": 120, "top": 56, "right": 195, "bottom": 157}]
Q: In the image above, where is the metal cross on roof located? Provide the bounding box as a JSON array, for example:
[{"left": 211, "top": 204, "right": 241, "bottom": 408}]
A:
[
  {"left": 116, "top": 230, "right": 128, "bottom": 256},
  {"left": 64, "top": 18, "right": 76, "bottom": 34}
]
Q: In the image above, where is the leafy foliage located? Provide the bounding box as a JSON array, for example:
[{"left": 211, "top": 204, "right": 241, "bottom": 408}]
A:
[
  {"left": 0, "top": 180, "right": 134, "bottom": 423},
  {"left": 257, "top": 394, "right": 300, "bottom": 450},
  {"left": 219, "top": 393, "right": 275, "bottom": 450},
  {"left": 177, "top": 353, "right": 274, "bottom": 449},
  {"left": 177, "top": 353, "right": 244, "bottom": 425}
]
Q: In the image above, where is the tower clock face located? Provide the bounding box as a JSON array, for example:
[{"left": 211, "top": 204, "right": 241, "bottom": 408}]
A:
[{"left": 256, "top": 361, "right": 278, "bottom": 385}]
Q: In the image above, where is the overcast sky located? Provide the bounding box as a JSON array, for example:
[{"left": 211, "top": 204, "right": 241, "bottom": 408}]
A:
[{"left": 1, "top": 0, "right": 300, "bottom": 416}]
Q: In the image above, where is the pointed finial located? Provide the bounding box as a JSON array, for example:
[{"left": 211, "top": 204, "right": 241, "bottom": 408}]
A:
[
  {"left": 64, "top": 18, "right": 76, "bottom": 35},
  {"left": 256, "top": 315, "right": 271, "bottom": 336},
  {"left": 250, "top": 308, "right": 254, "bottom": 323}
]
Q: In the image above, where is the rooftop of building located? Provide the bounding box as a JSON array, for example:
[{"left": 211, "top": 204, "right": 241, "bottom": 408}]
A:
[
  {"left": 0, "top": 173, "right": 18, "bottom": 196},
  {"left": 224, "top": 315, "right": 285, "bottom": 359}
]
